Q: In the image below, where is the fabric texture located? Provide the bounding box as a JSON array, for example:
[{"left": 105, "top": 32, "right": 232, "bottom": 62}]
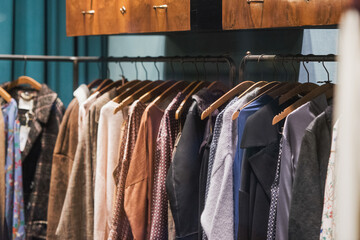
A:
[
  {"left": 78, "top": 91, "right": 99, "bottom": 140},
  {"left": 238, "top": 98, "right": 283, "bottom": 240},
  {"left": 150, "top": 93, "right": 185, "bottom": 240},
  {"left": 334, "top": 9, "right": 360, "bottom": 240},
  {"left": 320, "top": 120, "right": 338, "bottom": 240},
  {"left": 47, "top": 98, "right": 79, "bottom": 240},
  {"left": 56, "top": 90, "right": 114, "bottom": 240},
  {"left": 288, "top": 106, "right": 332, "bottom": 240},
  {"left": 233, "top": 92, "right": 270, "bottom": 239},
  {"left": 109, "top": 100, "right": 148, "bottom": 240},
  {"left": 198, "top": 133, "right": 212, "bottom": 240},
  {"left": 6, "top": 84, "right": 64, "bottom": 240},
  {"left": 122, "top": 101, "right": 164, "bottom": 240},
  {"left": 266, "top": 137, "right": 283, "bottom": 240},
  {"left": 267, "top": 95, "right": 328, "bottom": 240},
  {"left": 94, "top": 101, "right": 128, "bottom": 240},
  {"left": 73, "top": 84, "right": 90, "bottom": 105},
  {"left": 0, "top": 107, "right": 5, "bottom": 240},
  {"left": 201, "top": 97, "right": 232, "bottom": 240},
  {"left": 201, "top": 90, "right": 259, "bottom": 240},
  {"left": 165, "top": 88, "right": 223, "bottom": 240},
  {"left": 3, "top": 99, "right": 25, "bottom": 240}
]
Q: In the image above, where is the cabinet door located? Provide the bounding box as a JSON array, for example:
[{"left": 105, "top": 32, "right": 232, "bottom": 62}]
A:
[
  {"left": 129, "top": 0, "right": 190, "bottom": 33},
  {"left": 66, "top": 0, "right": 94, "bottom": 36},
  {"left": 150, "top": 0, "right": 191, "bottom": 32},
  {"left": 92, "top": 0, "right": 131, "bottom": 35},
  {"left": 67, "top": 0, "right": 190, "bottom": 35},
  {"left": 223, "top": 0, "right": 349, "bottom": 30}
]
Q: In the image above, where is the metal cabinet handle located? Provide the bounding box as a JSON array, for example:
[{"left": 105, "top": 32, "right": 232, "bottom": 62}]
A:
[
  {"left": 81, "top": 10, "right": 95, "bottom": 15},
  {"left": 246, "top": 0, "right": 264, "bottom": 3},
  {"left": 120, "top": 6, "right": 126, "bottom": 14},
  {"left": 153, "top": 4, "right": 168, "bottom": 10}
]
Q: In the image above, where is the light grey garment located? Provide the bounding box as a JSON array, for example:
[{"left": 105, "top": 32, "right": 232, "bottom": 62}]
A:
[
  {"left": 275, "top": 94, "right": 328, "bottom": 240},
  {"left": 56, "top": 89, "right": 116, "bottom": 240},
  {"left": 204, "top": 98, "right": 238, "bottom": 202},
  {"left": 288, "top": 106, "right": 333, "bottom": 240},
  {"left": 202, "top": 98, "right": 237, "bottom": 240},
  {"left": 201, "top": 89, "right": 258, "bottom": 240}
]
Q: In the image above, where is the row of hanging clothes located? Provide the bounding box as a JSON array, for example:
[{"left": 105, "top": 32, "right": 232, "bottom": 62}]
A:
[
  {"left": 46, "top": 57, "right": 336, "bottom": 240},
  {"left": 0, "top": 56, "right": 338, "bottom": 240}
]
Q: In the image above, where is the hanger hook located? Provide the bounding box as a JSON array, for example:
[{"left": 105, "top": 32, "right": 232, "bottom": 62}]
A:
[
  {"left": 118, "top": 62, "right": 124, "bottom": 78},
  {"left": 322, "top": 61, "right": 330, "bottom": 83},
  {"left": 216, "top": 60, "right": 220, "bottom": 82},
  {"left": 170, "top": 60, "right": 175, "bottom": 80},
  {"left": 291, "top": 57, "right": 298, "bottom": 82},
  {"left": 281, "top": 60, "right": 288, "bottom": 82},
  {"left": 154, "top": 61, "right": 160, "bottom": 80},
  {"left": 97, "top": 61, "right": 102, "bottom": 79},
  {"left": 202, "top": 58, "right": 207, "bottom": 81},
  {"left": 23, "top": 56, "right": 27, "bottom": 76},
  {"left": 193, "top": 61, "right": 200, "bottom": 81},
  {"left": 302, "top": 61, "right": 310, "bottom": 83},
  {"left": 181, "top": 59, "right": 185, "bottom": 80},
  {"left": 134, "top": 61, "right": 139, "bottom": 80},
  {"left": 141, "top": 61, "right": 148, "bottom": 80},
  {"left": 256, "top": 54, "right": 265, "bottom": 82}
]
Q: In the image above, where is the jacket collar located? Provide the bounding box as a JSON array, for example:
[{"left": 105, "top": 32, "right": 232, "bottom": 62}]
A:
[
  {"left": 34, "top": 84, "right": 59, "bottom": 123},
  {"left": 22, "top": 84, "right": 58, "bottom": 160},
  {"left": 240, "top": 98, "right": 281, "bottom": 148},
  {"left": 192, "top": 88, "right": 225, "bottom": 114}
]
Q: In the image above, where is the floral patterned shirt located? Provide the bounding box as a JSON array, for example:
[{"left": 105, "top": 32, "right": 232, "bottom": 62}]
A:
[
  {"left": 3, "top": 99, "right": 25, "bottom": 240},
  {"left": 320, "top": 120, "right": 338, "bottom": 240}
]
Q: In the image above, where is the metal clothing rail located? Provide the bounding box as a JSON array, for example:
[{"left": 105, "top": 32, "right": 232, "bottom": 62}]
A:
[
  {"left": 239, "top": 51, "right": 337, "bottom": 82},
  {"left": 0, "top": 54, "right": 237, "bottom": 91}
]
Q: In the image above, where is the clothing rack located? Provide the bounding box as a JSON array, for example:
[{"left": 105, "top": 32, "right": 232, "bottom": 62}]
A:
[
  {"left": 0, "top": 54, "right": 236, "bottom": 91},
  {"left": 239, "top": 51, "right": 337, "bottom": 82}
]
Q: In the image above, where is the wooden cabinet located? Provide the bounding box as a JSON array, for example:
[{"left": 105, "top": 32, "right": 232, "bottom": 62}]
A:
[
  {"left": 66, "top": 0, "right": 196, "bottom": 36},
  {"left": 66, "top": 0, "right": 347, "bottom": 35},
  {"left": 223, "top": 0, "right": 350, "bottom": 30}
]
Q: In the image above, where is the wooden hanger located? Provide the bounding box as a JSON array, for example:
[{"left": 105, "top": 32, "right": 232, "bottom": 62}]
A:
[
  {"left": 113, "top": 81, "right": 162, "bottom": 114},
  {"left": 278, "top": 82, "right": 318, "bottom": 105},
  {"left": 181, "top": 81, "right": 199, "bottom": 95},
  {"left": 232, "top": 82, "right": 282, "bottom": 120},
  {"left": 94, "top": 79, "right": 113, "bottom": 92},
  {"left": 0, "top": 87, "right": 11, "bottom": 103},
  {"left": 272, "top": 83, "right": 333, "bottom": 125},
  {"left": 200, "top": 81, "right": 254, "bottom": 120},
  {"left": 7, "top": 76, "right": 42, "bottom": 91},
  {"left": 138, "top": 81, "right": 176, "bottom": 104},
  {"left": 97, "top": 78, "right": 128, "bottom": 96},
  {"left": 176, "top": 81, "right": 208, "bottom": 120},
  {"left": 87, "top": 78, "right": 103, "bottom": 89},
  {"left": 266, "top": 82, "right": 301, "bottom": 99},
  {"left": 152, "top": 81, "right": 189, "bottom": 106},
  {"left": 112, "top": 80, "right": 149, "bottom": 103},
  {"left": 236, "top": 81, "right": 267, "bottom": 100},
  {"left": 207, "top": 81, "right": 218, "bottom": 89}
]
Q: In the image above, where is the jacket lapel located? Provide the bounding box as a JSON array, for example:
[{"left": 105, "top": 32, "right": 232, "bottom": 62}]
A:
[
  {"left": 21, "top": 84, "right": 58, "bottom": 161},
  {"left": 248, "top": 142, "right": 279, "bottom": 200}
]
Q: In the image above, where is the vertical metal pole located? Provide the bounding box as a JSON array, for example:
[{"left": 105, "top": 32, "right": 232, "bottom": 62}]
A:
[{"left": 73, "top": 59, "right": 79, "bottom": 92}]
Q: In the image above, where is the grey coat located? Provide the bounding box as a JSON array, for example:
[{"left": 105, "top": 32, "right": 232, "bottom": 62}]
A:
[{"left": 288, "top": 106, "right": 333, "bottom": 240}]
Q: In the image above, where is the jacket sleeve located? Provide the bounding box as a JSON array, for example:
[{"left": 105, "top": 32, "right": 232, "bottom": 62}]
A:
[
  {"left": 288, "top": 130, "right": 322, "bottom": 240},
  {"left": 124, "top": 119, "right": 149, "bottom": 240}
]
